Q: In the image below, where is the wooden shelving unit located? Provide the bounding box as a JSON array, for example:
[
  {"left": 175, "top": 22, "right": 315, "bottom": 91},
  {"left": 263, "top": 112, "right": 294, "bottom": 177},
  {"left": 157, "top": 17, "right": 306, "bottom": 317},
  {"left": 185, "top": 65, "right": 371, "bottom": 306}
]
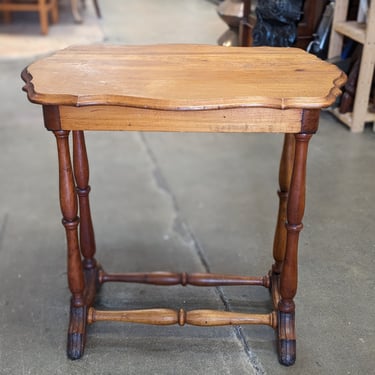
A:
[{"left": 328, "top": 0, "right": 375, "bottom": 132}]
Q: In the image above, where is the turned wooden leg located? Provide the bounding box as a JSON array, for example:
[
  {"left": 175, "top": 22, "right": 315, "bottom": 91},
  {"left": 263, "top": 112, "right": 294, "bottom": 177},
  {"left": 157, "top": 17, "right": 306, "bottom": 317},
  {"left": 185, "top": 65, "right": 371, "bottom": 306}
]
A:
[
  {"left": 272, "top": 134, "right": 295, "bottom": 276},
  {"left": 72, "top": 131, "right": 97, "bottom": 270},
  {"left": 277, "top": 133, "right": 312, "bottom": 366},
  {"left": 54, "top": 130, "right": 87, "bottom": 360},
  {"left": 73, "top": 130, "right": 100, "bottom": 306}
]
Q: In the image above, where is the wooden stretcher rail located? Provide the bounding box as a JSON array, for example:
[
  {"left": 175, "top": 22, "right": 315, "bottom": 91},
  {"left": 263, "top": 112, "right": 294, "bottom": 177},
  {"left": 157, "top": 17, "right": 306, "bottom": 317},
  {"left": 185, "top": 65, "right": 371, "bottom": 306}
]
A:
[
  {"left": 98, "top": 271, "right": 270, "bottom": 288},
  {"left": 87, "top": 307, "right": 278, "bottom": 328}
]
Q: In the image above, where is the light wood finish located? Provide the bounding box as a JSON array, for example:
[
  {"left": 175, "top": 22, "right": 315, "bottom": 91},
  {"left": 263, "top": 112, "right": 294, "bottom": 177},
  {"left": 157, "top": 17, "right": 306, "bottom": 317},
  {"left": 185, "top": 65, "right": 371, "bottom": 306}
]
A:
[
  {"left": 87, "top": 308, "right": 278, "bottom": 328},
  {"left": 328, "top": 106, "right": 375, "bottom": 127},
  {"left": 23, "top": 44, "right": 345, "bottom": 112},
  {"left": 327, "top": 0, "right": 350, "bottom": 58},
  {"left": 60, "top": 105, "right": 303, "bottom": 133},
  {"left": 328, "top": 0, "right": 375, "bottom": 132},
  {"left": 0, "top": 0, "right": 58, "bottom": 35},
  {"left": 22, "top": 44, "right": 346, "bottom": 366},
  {"left": 334, "top": 21, "right": 367, "bottom": 44}
]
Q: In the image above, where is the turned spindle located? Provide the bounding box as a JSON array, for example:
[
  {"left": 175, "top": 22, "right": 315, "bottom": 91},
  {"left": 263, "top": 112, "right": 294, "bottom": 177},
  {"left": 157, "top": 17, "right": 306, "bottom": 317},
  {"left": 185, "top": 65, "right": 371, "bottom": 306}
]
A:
[
  {"left": 54, "top": 129, "right": 84, "bottom": 308},
  {"left": 277, "top": 129, "right": 313, "bottom": 366},
  {"left": 272, "top": 134, "right": 295, "bottom": 275},
  {"left": 88, "top": 307, "right": 277, "bottom": 329},
  {"left": 73, "top": 130, "right": 97, "bottom": 271},
  {"left": 53, "top": 126, "right": 87, "bottom": 360},
  {"left": 98, "top": 271, "right": 270, "bottom": 288}
]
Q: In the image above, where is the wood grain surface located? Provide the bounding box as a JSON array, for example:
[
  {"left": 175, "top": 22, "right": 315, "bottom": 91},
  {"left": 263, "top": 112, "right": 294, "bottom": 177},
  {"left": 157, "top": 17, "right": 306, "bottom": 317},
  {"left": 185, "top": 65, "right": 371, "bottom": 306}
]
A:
[{"left": 22, "top": 44, "right": 345, "bottom": 110}]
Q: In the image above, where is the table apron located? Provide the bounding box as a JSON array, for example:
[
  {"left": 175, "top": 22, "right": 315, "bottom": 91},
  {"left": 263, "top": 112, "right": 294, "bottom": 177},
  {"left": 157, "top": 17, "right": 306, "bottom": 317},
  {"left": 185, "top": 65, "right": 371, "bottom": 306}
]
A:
[{"left": 58, "top": 105, "right": 303, "bottom": 133}]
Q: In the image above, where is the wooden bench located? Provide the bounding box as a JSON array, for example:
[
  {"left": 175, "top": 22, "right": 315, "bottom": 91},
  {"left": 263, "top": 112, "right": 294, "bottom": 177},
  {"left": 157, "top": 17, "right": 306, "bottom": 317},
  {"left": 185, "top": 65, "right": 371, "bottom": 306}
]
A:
[{"left": 0, "top": 0, "right": 58, "bottom": 35}]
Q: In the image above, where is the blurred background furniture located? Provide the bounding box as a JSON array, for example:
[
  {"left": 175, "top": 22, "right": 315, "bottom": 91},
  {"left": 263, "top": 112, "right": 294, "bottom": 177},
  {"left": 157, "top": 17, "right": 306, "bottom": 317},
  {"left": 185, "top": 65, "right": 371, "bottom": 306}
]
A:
[
  {"left": 217, "top": 0, "right": 327, "bottom": 49},
  {"left": 71, "top": 0, "right": 100, "bottom": 23},
  {"left": 217, "top": 0, "right": 247, "bottom": 46},
  {"left": 240, "top": 0, "right": 327, "bottom": 48},
  {"left": 327, "top": 0, "right": 375, "bottom": 132},
  {"left": 0, "top": 0, "right": 58, "bottom": 35},
  {"left": 250, "top": 0, "right": 304, "bottom": 47}
]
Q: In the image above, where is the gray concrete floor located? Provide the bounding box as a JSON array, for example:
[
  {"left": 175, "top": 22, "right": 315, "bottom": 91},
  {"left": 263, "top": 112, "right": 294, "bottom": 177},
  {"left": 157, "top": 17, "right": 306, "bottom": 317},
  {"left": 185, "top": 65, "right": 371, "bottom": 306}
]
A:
[{"left": 0, "top": 1, "right": 375, "bottom": 374}]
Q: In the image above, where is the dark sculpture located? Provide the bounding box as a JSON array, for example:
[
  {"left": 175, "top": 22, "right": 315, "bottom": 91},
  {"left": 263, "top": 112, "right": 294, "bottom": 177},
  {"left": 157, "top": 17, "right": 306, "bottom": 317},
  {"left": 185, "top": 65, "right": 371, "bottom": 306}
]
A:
[{"left": 252, "top": 0, "right": 304, "bottom": 47}]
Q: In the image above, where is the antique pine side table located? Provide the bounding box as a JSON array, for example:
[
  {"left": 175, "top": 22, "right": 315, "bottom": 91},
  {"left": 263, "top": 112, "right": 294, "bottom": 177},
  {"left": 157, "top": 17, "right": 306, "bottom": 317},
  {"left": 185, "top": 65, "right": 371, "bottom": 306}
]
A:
[{"left": 22, "top": 44, "right": 345, "bottom": 366}]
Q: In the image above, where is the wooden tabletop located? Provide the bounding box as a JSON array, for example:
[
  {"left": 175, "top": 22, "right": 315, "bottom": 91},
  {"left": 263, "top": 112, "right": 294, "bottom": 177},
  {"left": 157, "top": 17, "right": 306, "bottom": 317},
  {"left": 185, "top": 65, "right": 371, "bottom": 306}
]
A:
[{"left": 22, "top": 44, "right": 346, "bottom": 110}]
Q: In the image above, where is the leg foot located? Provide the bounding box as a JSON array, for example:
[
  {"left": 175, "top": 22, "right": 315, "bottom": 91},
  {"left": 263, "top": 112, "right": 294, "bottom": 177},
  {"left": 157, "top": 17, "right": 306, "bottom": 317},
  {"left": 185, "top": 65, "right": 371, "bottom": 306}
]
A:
[
  {"left": 278, "top": 338, "right": 296, "bottom": 366},
  {"left": 67, "top": 304, "right": 87, "bottom": 360},
  {"left": 277, "top": 311, "right": 296, "bottom": 366}
]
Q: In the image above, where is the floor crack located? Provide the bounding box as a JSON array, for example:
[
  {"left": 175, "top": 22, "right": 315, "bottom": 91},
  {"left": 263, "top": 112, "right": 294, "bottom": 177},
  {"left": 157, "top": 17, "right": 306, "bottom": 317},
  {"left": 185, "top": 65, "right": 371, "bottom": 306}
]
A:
[
  {"left": 0, "top": 212, "right": 9, "bottom": 253},
  {"left": 138, "top": 133, "right": 266, "bottom": 374}
]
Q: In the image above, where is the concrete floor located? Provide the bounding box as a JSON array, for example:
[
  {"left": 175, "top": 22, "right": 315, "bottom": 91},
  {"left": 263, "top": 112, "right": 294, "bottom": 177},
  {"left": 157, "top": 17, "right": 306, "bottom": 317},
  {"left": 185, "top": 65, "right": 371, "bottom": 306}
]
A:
[{"left": 0, "top": 1, "right": 375, "bottom": 374}]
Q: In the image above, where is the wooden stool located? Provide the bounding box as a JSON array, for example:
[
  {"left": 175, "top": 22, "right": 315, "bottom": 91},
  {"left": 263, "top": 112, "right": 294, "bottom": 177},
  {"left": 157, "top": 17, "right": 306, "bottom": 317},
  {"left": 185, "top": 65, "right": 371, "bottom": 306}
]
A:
[
  {"left": 22, "top": 44, "right": 345, "bottom": 366},
  {"left": 0, "top": 0, "right": 58, "bottom": 35}
]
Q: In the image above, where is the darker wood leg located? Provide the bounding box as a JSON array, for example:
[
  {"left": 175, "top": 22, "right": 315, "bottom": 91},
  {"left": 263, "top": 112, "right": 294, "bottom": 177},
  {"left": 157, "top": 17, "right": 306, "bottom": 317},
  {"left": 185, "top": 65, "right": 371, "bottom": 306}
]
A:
[
  {"left": 67, "top": 303, "right": 87, "bottom": 360},
  {"left": 272, "top": 134, "right": 295, "bottom": 276},
  {"left": 72, "top": 131, "right": 97, "bottom": 270},
  {"left": 73, "top": 131, "right": 101, "bottom": 307},
  {"left": 98, "top": 271, "right": 269, "bottom": 287},
  {"left": 277, "top": 132, "right": 313, "bottom": 366},
  {"left": 54, "top": 130, "right": 87, "bottom": 360},
  {"left": 278, "top": 310, "right": 296, "bottom": 366}
]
